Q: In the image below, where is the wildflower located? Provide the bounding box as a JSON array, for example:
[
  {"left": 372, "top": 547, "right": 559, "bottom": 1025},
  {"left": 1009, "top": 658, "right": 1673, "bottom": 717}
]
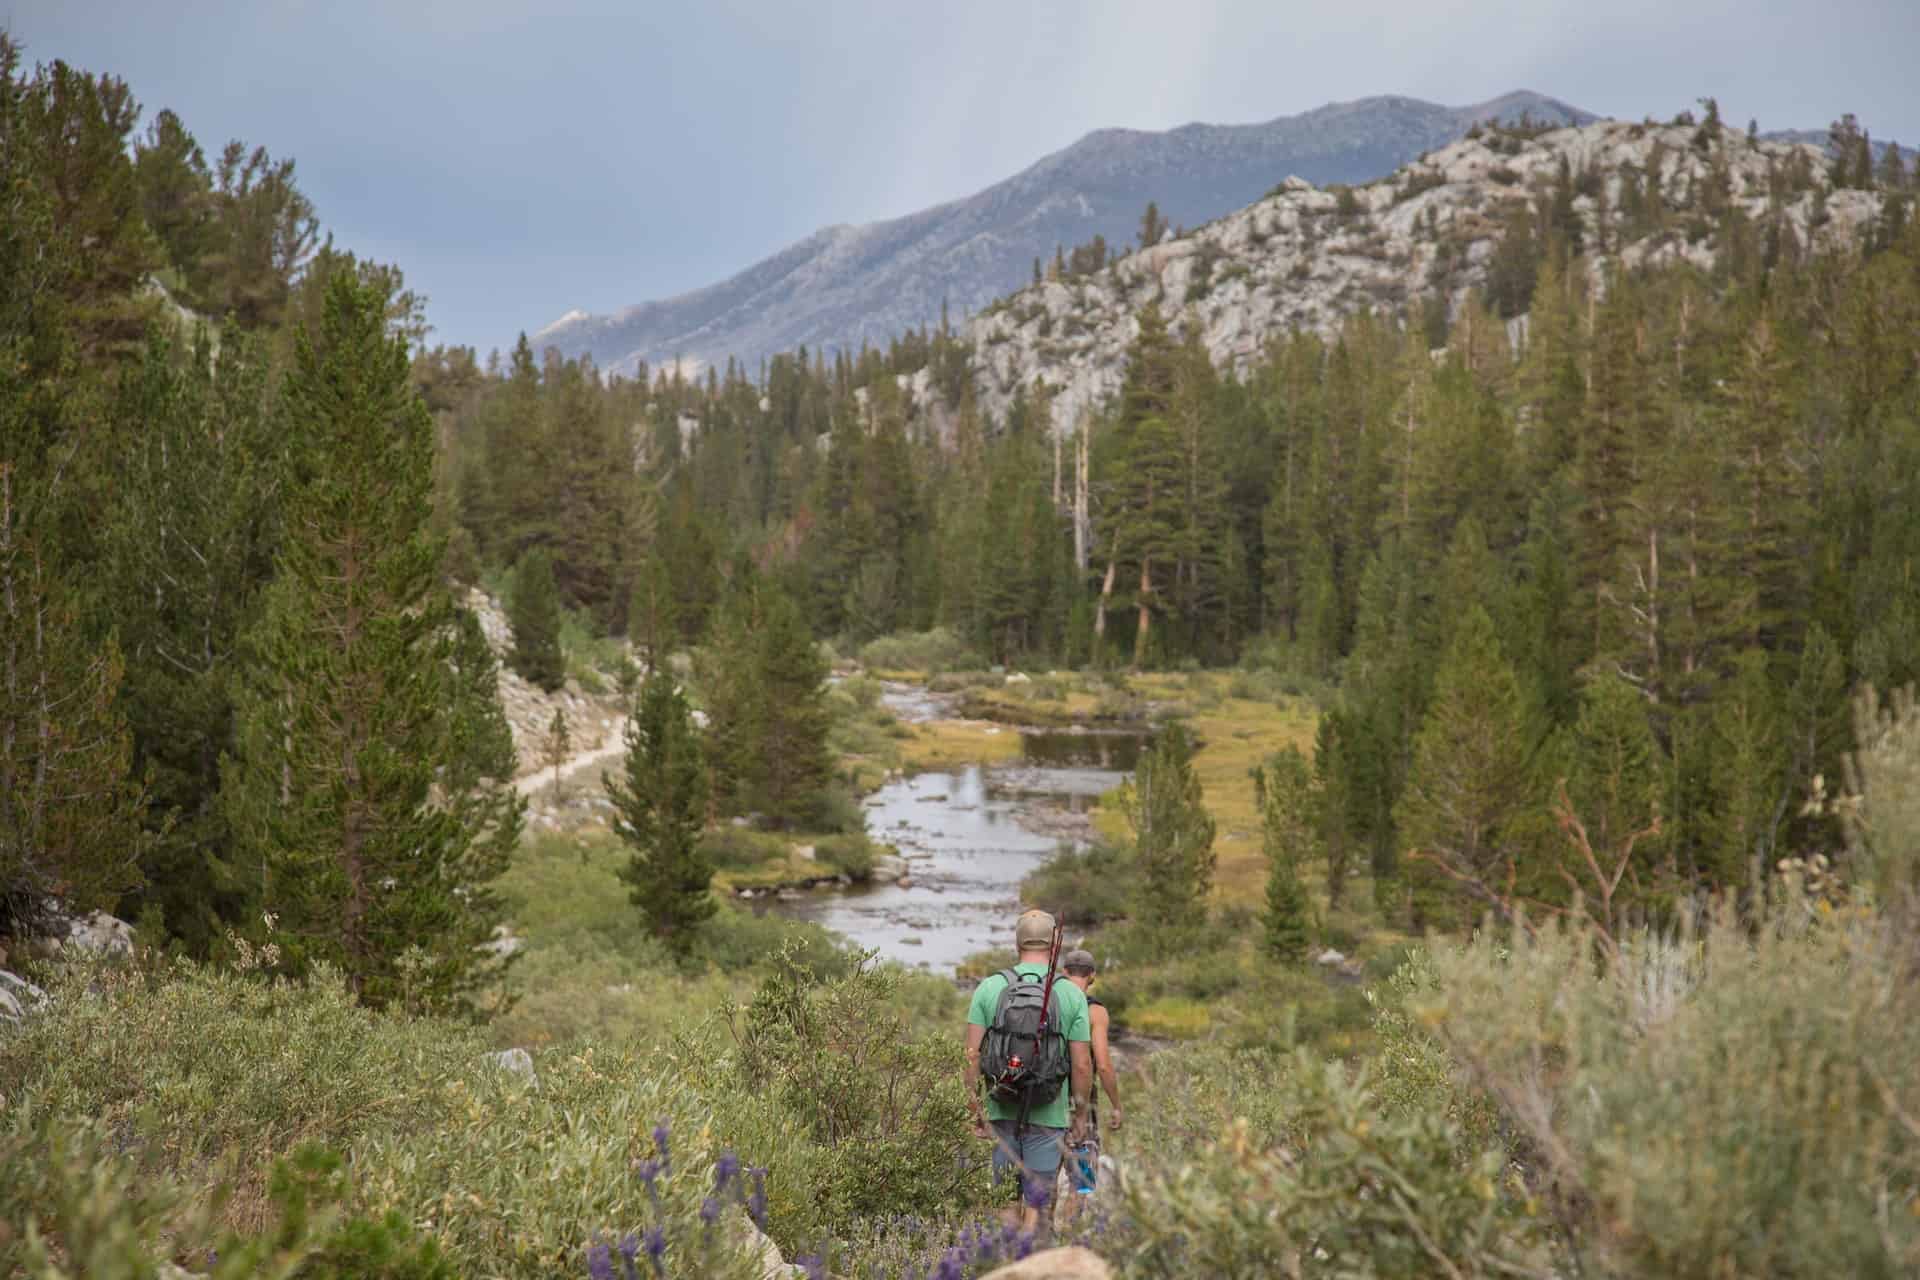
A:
[
  {"left": 795, "top": 1253, "right": 827, "bottom": 1280},
  {"left": 635, "top": 1158, "right": 661, "bottom": 1187},
  {"left": 652, "top": 1120, "right": 671, "bottom": 1162},
  {"left": 714, "top": 1150, "right": 740, "bottom": 1195},
  {"left": 586, "top": 1240, "right": 614, "bottom": 1280},
  {"left": 617, "top": 1234, "right": 640, "bottom": 1280},
  {"left": 700, "top": 1196, "right": 722, "bottom": 1228},
  {"left": 931, "top": 1247, "right": 966, "bottom": 1280},
  {"left": 747, "top": 1166, "right": 768, "bottom": 1227},
  {"left": 642, "top": 1226, "right": 667, "bottom": 1277}
]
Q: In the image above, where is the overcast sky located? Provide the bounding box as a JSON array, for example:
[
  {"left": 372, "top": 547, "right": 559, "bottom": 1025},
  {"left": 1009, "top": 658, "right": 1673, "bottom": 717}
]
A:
[{"left": 10, "top": 0, "right": 1917, "bottom": 354}]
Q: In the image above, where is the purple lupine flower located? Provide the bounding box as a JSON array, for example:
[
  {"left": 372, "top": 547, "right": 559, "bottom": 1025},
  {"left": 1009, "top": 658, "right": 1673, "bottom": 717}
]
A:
[
  {"left": 642, "top": 1227, "right": 667, "bottom": 1278},
  {"left": 1013, "top": 1230, "right": 1036, "bottom": 1260},
  {"left": 700, "top": 1196, "right": 722, "bottom": 1228},
  {"left": 617, "top": 1234, "right": 640, "bottom": 1280},
  {"left": 713, "top": 1151, "right": 740, "bottom": 1195},
  {"left": 747, "top": 1166, "right": 768, "bottom": 1227},
  {"left": 586, "top": 1240, "right": 614, "bottom": 1280},
  {"left": 651, "top": 1120, "right": 670, "bottom": 1162},
  {"left": 635, "top": 1158, "right": 661, "bottom": 1187},
  {"left": 795, "top": 1253, "right": 827, "bottom": 1280},
  {"left": 931, "top": 1247, "right": 966, "bottom": 1280}
]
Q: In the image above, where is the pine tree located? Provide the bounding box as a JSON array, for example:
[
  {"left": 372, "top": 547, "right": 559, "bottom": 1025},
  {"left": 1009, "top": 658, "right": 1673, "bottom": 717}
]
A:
[
  {"left": 1396, "top": 605, "right": 1537, "bottom": 928},
  {"left": 0, "top": 40, "right": 151, "bottom": 940},
  {"left": 1123, "top": 722, "right": 1217, "bottom": 930},
  {"left": 0, "top": 469, "right": 149, "bottom": 939},
  {"left": 609, "top": 670, "right": 713, "bottom": 954},
  {"left": 544, "top": 707, "right": 571, "bottom": 800},
  {"left": 1139, "top": 200, "right": 1167, "bottom": 250},
  {"left": 752, "top": 585, "right": 832, "bottom": 828},
  {"left": 103, "top": 326, "right": 279, "bottom": 952},
  {"left": 1257, "top": 746, "right": 1316, "bottom": 961},
  {"left": 222, "top": 272, "right": 514, "bottom": 1013},
  {"left": 1702, "top": 651, "right": 1786, "bottom": 881},
  {"left": 508, "top": 546, "right": 565, "bottom": 692},
  {"left": 1553, "top": 673, "right": 1667, "bottom": 919}
]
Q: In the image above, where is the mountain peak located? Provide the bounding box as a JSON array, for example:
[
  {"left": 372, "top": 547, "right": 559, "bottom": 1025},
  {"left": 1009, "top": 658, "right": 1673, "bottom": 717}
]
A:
[{"left": 532, "top": 91, "right": 1596, "bottom": 375}]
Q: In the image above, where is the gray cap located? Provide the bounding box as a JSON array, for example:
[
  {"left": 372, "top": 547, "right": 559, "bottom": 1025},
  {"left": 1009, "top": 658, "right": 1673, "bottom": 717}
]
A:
[{"left": 1062, "top": 948, "right": 1096, "bottom": 972}]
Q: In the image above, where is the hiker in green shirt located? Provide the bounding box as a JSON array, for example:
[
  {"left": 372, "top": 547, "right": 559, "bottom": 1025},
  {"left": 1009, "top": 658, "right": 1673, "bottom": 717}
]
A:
[{"left": 963, "top": 908, "right": 1092, "bottom": 1232}]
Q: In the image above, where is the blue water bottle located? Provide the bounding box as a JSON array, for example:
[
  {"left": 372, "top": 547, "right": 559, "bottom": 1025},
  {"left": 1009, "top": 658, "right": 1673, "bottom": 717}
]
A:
[{"left": 1068, "top": 1141, "right": 1096, "bottom": 1195}]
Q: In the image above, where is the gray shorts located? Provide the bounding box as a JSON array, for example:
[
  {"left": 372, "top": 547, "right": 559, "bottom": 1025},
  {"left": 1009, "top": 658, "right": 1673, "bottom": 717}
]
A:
[{"left": 990, "top": 1119, "right": 1066, "bottom": 1183}]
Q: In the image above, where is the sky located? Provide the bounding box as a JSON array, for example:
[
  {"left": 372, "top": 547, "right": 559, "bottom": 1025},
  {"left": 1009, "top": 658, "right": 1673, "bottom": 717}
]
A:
[{"left": 10, "top": 0, "right": 1917, "bottom": 355}]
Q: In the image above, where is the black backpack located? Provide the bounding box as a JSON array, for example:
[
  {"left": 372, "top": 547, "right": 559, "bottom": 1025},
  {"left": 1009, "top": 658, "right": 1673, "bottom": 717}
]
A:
[{"left": 979, "top": 969, "right": 1070, "bottom": 1109}]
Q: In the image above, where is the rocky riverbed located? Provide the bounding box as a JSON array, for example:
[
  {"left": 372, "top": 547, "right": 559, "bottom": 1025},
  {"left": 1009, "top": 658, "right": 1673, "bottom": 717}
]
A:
[{"left": 766, "top": 723, "right": 1149, "bottom": 972}]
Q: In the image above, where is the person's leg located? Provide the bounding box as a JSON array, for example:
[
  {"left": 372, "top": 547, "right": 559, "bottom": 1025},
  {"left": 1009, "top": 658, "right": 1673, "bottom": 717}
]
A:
[
  {"left": 989, "top": 1120, "right": 1029, "bottom": 1230},
  {"left": 1015, "top": 1126, "right": 1067, "bottom": 1237}
]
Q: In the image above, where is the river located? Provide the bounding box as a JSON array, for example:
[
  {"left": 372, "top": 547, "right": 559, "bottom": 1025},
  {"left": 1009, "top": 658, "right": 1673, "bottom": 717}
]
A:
[{"left": 767, "top": 684, "right": 1148, "bottom": 973}]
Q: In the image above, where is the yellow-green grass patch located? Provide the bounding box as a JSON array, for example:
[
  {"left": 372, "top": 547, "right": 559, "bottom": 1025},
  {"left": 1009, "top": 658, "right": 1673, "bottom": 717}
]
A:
[
  {"left": 902, "top": 719, "right": 1024, "bottom": 773},
  {"left": 1127, "top": 996, "right": 1213, "bottom": 1039}
]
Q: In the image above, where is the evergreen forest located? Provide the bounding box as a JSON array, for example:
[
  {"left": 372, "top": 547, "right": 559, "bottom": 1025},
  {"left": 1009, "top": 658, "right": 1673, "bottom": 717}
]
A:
[{"left": 5, "top": 33, "right": 1920, "bottom": 1278}]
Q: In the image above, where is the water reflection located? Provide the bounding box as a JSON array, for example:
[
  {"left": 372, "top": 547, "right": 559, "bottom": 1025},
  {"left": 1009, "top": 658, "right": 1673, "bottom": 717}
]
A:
[{"left": 762, "top": 726, "right": 1151, "bottom": 973}]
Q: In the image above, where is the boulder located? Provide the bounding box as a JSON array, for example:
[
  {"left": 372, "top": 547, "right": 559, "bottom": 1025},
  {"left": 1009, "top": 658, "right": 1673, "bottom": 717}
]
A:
[
  {"left": 478, "top": 925, "right": 523, "bottom": 958},
  {"left": 485, "top": 1047, "right": 537, "bottom": 1085},
  {"left": 60, "top": 911, "right": 134, "bottom": 957},
  {"left": 0, "top": 970, "right": 48, "bottom": 1023},
  {"left": 1314, "top": 947, "right": 1347, "bottom": 968},
  {"left": 980, "top": 1247, "right": 1111, "bottom": 1280},
  {"left": 725, "top": 1210, "right": 787, "bottom": 1279}
]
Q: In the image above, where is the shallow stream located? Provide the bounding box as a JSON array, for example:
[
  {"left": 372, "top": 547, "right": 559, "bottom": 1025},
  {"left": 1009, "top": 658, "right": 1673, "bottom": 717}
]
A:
[{"left": 766, "top": 694, "right": 1148, "bottom": 973}]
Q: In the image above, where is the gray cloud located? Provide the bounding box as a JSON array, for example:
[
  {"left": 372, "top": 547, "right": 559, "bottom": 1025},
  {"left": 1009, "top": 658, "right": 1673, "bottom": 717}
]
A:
[{"left": 9, "top": 0, "right": 1916, "bottom": 355}]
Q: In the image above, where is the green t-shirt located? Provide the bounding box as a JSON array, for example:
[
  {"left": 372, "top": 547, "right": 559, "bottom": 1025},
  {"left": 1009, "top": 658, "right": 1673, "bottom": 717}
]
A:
[{"left": 967, "top": 962, "right": 1091, "bottom": 1129}]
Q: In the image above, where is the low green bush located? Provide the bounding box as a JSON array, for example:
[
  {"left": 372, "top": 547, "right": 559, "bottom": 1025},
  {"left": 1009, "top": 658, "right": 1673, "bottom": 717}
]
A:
[
  {"left": 859, "top": 627, "right": 982, "bottom": 674},
  {"left": 0, "top": 1107, "right": 451, "bottom": 1280},
  {"left": 0, "top": 960, "right": 488, "bottom": 1217},
  {"left": 0, "top": 961, "right": 847, "bottom": 1275},
  {"left": 698, "top": 827, "right": 792, "bottom": 872},
  {"left": 1425, "top": 900, "right": 1920, "bottom": 1275},
  {"left": 1103, "top": 1048, "right": 1547, "bottom": 1277},
  {"left": 700, "top": 946, "right": 993, "bottom": 1244},
  {"left": 926, "top": 670, "right": 1001, "bottom": 693},
  {"left": 815, "top": 832, "right": 877, "bottom": 879},
  {"left": 696, "top": 905, "right": 854, "bottom": 979},
  {"left": 804, "top": 783, "right": 867, "bottom": 835},
  {"left": 1021, "top": 841, "right": 1137, "bottom": 924},
  {"left": 837, "top": 674, "right": 883, "bottom": 711}
]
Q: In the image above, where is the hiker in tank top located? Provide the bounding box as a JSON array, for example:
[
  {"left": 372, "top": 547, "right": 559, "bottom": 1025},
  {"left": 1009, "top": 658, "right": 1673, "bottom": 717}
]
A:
[{"left": 1060, "top": 949, "right": 1122, "bottom": 1203}]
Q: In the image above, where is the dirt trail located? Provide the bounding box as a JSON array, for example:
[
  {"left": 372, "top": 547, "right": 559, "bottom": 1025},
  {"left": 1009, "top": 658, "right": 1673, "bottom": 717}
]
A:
[{"left": 515, "top": 718, "right": 628, "bottom": 798}]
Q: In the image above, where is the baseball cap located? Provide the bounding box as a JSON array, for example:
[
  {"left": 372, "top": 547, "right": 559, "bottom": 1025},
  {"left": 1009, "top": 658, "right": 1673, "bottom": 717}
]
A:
[
  {"left": 1014, "top": 909, "right": 1056, "bottom": 948},
  {"left": 1061, "top": 948, "right": 1096, "bottom": 973}
]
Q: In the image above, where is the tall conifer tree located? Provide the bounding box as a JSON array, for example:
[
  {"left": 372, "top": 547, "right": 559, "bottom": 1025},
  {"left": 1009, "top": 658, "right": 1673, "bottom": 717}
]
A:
[
  {"left": 610, "top": 670, "right": 713, "bottom": 954},
  {"left": 1124, "top": 722, "right": 1217, "bottom": 930},
  {"left": 223, "top": 273, "right": 517, "bottom": 1012},
  {"left": 508, "top": 546, "right": 566, "bottom": 692}
]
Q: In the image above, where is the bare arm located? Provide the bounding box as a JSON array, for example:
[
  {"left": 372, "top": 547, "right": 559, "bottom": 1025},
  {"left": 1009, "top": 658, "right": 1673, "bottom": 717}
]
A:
[
  {"left": 1069, "top": 1039, "right": 1093, "bottom": 1141},
  {"left": 962, "top": 1023, "right": 989, "bottom": 1131},
  {"left": 1090, "top": 1004, "right": 1123, "bottom": 1129}
]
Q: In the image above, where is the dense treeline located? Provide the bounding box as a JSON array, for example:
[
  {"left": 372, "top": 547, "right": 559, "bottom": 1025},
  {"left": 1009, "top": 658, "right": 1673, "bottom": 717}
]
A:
[
  {"left": 438, "top": 110, "right": 1920, "bottom": 928},
  {"left": 0, "top": 38, "right": 510, "bottom": 1008},
  {"left": 8, "top": 22, "right": 1920, "bottom": 975}
]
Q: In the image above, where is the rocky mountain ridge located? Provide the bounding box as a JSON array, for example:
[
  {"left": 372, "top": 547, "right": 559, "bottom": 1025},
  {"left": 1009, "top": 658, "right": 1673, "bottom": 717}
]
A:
[
  {"left": 947, "top": 116, "right": 1887, "bottom": 436},
  {"left": 531, "top": 91, "right": 1592, "bottom": 377}
]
